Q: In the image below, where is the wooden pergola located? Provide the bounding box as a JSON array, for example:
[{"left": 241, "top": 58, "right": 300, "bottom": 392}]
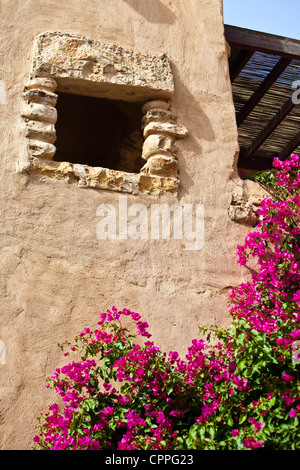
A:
[{"left": 225, "top": 25, "right": 300, "bottom": 171}]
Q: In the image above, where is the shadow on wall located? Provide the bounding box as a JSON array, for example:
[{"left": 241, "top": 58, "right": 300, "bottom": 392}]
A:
[
  {"left": 168, "top": 62, "right": 216, "bottom": 198},
  {"left": 170, "top": 62, "right": 216, "bottom": 145},
  {"left": 121, "top": 0, "right": 177, "bottom": 24}
]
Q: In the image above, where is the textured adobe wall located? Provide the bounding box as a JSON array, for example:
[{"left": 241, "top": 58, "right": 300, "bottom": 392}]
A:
[{"left": 0, "top": 0, "right": 253, "bottom": 449}]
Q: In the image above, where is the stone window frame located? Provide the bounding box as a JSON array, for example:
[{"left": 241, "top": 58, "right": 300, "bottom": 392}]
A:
[{"left": 19, "top": 32, "right": 188, "bottom": 195}]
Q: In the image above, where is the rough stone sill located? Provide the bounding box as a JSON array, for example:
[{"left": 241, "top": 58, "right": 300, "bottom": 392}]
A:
[{"left": 28, "top": 157, "right": 179, "bottom": 195}]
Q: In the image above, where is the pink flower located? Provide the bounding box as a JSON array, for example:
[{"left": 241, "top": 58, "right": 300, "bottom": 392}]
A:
[
  {"left": 290, "top": 329, "right": 300, "bottom": 340},
  {"left": 118, "top": 395, "right": 131, "bottom": 405},
  {"left": 89, "top": 440, "right": 101, "bottom": 450},
  {"left": 243, "top": 437, "right": 264, "bottom": 449},
  {"left": 93, "top": 422, "right": 106, "bottom": 431},
  {"left": 281, "top": 373, "right": 295, "bottom": 382},
  {"left": 169, "top": 410, "right": 184, "bottom": 418},
  {"left": 137, "top": 321, "right": 152, "bottom": 338},
  {"left": 232, "top": 429, "right": 239, "bottom": 437},
  {"left": 282, "top": 391, "right": 294, "bottom": 407},
  {"left": 254, "top": 422, "right": 264, "bottom": 431},
  {"left": 102, "top": 406, "right": 114, "bottom": 416},
  {"left": 169, "top": 351, "right": 179, "bottom": 363}
]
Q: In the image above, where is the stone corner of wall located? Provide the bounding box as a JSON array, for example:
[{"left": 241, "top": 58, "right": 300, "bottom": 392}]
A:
[{"left": 228, "top": 177, "right": 270, "bottom": 227}]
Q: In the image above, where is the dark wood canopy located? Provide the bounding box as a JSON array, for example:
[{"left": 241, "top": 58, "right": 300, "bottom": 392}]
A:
[{"left": 225, "top": 25, "right": 300, "bottom": 171}]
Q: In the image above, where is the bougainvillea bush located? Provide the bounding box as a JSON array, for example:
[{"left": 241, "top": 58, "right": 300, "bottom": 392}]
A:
[{"left": 33, "top": 155, "right": 300, "bottom": 450}]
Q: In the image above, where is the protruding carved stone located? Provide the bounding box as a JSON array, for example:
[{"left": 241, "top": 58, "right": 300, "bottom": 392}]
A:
[
  {"left": 24, "top": 89, "right": 58, "bottom": 107},
  {"left": 22, "top": 77, "right": 58, "bottom": 159},
  {"left": 142, "top": 134, "right": 177, "bottom": 160},
  {"left": 22, "top": 102, "right": 57, "bottom": 124},
  {"left": 229, "top": 178, "right": 269, "bottom": 226},
  {"left": 141, "top": 109, "right": 176, "bottom": 128},
  {"left": 143, "top": 121, "right": 188, "bottom": 139},
  {"left": 146, "top": 155, "right": 179, "bottom": 177},
  {"left": 141, "top": 100, "right": 171, "bottom": 113},
  {"left": 25, "top": 121, "right": 56, "bottom": 144},
  {"left": 28, "top": 141, "right": 57, "bottom": 159},
  {"left": 25, "top": 77, "right": 57, "bottom": 92},
  {"left": 141, "top": 99, "right": 188, "bottom": 178}
]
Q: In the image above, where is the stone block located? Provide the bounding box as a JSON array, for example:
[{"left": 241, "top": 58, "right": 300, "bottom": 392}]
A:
[
  {"left": 142, "top": 133, "right": 176, "bottom": 160},
  {"left": 25, "top": 121, "right": 56, "bottom": 144},
  {"left": 145, "top": 155, "right": 179, "bottom": 176},
  {"left": 21, "top": 102, "right": 57, "bottom": 124},
  {"left": 143, "top": 121, "right": 188, "bottom": 139},
  {"left": 31, "top": 32, "right": 174, "bottom": 102}
]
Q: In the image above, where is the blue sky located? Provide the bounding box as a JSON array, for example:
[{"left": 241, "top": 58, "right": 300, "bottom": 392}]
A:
[{"left": 223, "top": 0, "right": 300, "bottom": 40}]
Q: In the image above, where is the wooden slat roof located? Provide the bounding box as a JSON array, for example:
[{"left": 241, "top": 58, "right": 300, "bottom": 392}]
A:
[{"left": 225, "top": 25, "right": 300, "bottom": 170}]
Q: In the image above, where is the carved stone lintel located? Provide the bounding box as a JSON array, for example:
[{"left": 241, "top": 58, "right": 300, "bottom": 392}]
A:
[{"left": 31, "top": 32, "right": 174, "bottom": 102}]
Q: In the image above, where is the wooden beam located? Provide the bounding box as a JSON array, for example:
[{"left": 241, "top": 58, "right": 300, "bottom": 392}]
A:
[
  {"left": 225, "top": 25, "right": 300, "bottom": 60},
  {"left": 236, "top": 57, "right": 291, "bottom": 126},
  {"left": 242, "top": 96, "right": 296, "bottom": 160},
  {"left": 230, "top": 50, "right": 254, "bottom": 82},
  {"left": 277, "top": 131, "right": 300, "bottom": 160},
  {"left": 238, "top": 156, "right": 275, "bottom": 171}
]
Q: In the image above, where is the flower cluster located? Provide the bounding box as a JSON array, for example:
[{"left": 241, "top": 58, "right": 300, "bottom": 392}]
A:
[{"left": 33, "top": 155, "right": 300, "bottom": 450}]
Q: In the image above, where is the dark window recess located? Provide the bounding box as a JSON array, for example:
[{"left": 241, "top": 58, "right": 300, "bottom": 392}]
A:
[{"left": 54, "top": 92, "right": 145, "bottom": 173}]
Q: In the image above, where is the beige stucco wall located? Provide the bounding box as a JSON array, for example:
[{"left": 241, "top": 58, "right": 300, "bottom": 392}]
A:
[{"left": 0, "top": 0, "right": 254, "bottom": 450}]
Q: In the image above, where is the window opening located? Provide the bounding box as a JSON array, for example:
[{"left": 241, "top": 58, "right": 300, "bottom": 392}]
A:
[
  {"left": 54, "top": 92, "right": 144, "bottom": 173},
  {"left": 20, "top": 32, "right": 188, "bottom": 194}
]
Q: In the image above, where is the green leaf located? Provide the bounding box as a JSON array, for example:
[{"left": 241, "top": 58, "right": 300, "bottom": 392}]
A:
[
  {"left": 227, "top": 415, "right": 233, "bottom": 427},
  {"left": 239, "top": 414, "right": 247, "bottom": 425}
]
